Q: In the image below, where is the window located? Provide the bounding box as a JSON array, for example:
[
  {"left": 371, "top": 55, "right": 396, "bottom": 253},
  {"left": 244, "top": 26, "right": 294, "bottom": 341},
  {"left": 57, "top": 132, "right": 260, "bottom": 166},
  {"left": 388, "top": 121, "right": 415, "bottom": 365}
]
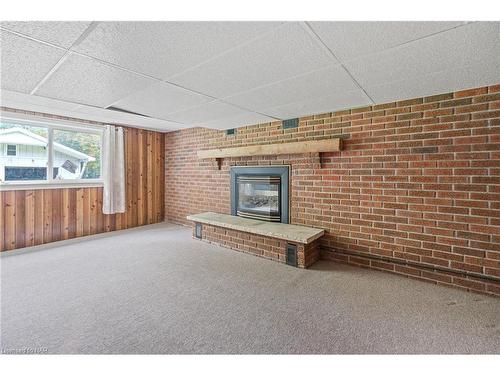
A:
[
  {"left": 0, "top": 115, "right": 103, "bottom": 187},
  {"left": 53, "top": 128, "right": 101, "bottom": 180},
  {"left": 6, "top": 145, "right": 16, "bottom": 156}
]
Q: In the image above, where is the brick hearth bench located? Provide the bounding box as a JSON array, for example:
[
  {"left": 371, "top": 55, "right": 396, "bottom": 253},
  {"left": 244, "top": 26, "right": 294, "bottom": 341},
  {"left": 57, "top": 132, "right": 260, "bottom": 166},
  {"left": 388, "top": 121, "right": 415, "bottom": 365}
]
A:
[{"left": 187, "top": 212, "right": 324, "bottom": 268}]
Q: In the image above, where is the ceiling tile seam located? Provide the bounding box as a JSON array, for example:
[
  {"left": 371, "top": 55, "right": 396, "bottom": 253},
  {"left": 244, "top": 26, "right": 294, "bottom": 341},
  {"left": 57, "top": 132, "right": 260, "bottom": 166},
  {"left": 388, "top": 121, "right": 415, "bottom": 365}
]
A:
[
  {"left": 157, "top": 96, "right": 282, "bottom": 122},
  {"left": 99, "top": 104, "right": 190, "bottom": 126},
  {"left": 68, "top": 104, "right": 190, "bottom": 129},
  {"left": 0, "top": 27, "right": 68, "bottom": 52},
  {"left": 29, "top": 22, "right": 101, "bottom": 96},
  {"left": 163, "top": 22, "right": 289, "bottom": 81},
  {"left": 339, "top": 22, "right": 477, "bottom": 67},
  {"left": 71, "top": 21, "right": 101, "bottom": 48},
  {"left": 29, "top": 53, "right": 72, "bottom": 95},
  {"left": 215, "top": 62, "right": 344, "bottom": 104},
  {"left": 216, "top": 100, "right": 283, "bottom": 121},
  {"left": 249, "top": 87, "right": 372, "bottom": 113},
  {"left": 103, "top": 79, "right": 220, "bottom": 111},
  {"left": 302, "top": 21, "right": 375, "bottom": 105},
  {"left": 65, "top": 49, "right": 164, "bottom": 83},
  {"left": 371, "top": 21, "right": 475, "bottom": 55},
  {"left": 361, "top": 55, "right": 500, "bottom": 92}
]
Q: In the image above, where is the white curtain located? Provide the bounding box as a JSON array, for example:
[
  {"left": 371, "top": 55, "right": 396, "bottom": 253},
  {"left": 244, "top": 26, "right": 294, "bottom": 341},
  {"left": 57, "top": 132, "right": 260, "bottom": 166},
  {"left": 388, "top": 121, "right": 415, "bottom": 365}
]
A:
[{"left": 102, "top": 125, "right": 125, "bottom": 214}]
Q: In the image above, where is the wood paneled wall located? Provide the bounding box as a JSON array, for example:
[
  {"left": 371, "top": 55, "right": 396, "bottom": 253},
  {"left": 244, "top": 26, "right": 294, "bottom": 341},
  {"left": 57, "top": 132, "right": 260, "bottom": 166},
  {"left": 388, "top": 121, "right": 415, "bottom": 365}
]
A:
[{"left": 0, "top": 127, "right": 165, "bottom": 252}]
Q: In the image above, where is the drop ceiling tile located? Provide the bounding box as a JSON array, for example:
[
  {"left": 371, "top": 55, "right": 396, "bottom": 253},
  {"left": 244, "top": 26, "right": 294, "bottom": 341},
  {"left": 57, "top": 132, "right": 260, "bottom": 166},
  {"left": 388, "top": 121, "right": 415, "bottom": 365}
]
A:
[
  {"left": 0, "top": 31, "right": 66, "bottom": 93},
  {"left": 111, "top": 81, "right": 213, "bottom": 119},
  {"left": 169, "top": 22, "right": 337, "bottom": 98},
  {"left": 345, "top": 22, "right": 499, "bottom": 88},
  {"left": 73, "top": 21, "right": 282, "bottom": 79},
  {"left": 166, "top": 100, "right": 256, "bottom": 124},
  {"left": 309, "top": 21, "right": 465, "bottom": 61},
  {"left": 262, "top": 89, "right": 372, "bottom": 119},
  {"left": 365, "top": 59, "right": 500, "bottom": 104},
  {"left": 36, "top": 53, "right": 156, "bottom": 108},
  {"left": 1, "top": 21, "right": 92, "bottom": 48},
  {"left": 200, "top": 112, "right": 276, "bottom": 130},
  {"left": 224, "top": 64, "right": 359, "bottom": 112}
]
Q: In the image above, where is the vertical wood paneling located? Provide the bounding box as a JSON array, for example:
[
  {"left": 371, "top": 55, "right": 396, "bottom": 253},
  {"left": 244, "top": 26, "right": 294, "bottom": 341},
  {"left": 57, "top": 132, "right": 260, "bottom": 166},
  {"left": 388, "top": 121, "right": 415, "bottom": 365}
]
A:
[
  {"left": 131, "top": 128, "right": 139, "bottom": 228},
  {"left": 43, "top": 190, "right": 52, "bottom": 244},
  {"left": 15, "top": 191, "right": 26, "bottom": 249},
  {"left": 159, "top": 133, "right": 165, "bottom": 222},
  {"left": 96, "top": 188, "right": 104, "bottom": 234},
  {"left": 126, "top": 128, "right": 133, "bottom": 229},
  {"left": 68, "top": 188, "right": 76, "bottom": 238},
  {"left": 34, "top": 190, "right": 44, "bottom": 245},
  {"left": 24, "top": 190, "right": 35, "bottom": 247},
  {"left": 4, "top": 191, "right": 15, "bottom": 250},
  {"left": 1, "top": 127, "right": 165, "bottom": 252},
  {"left": 137, "top": 130, "right": 145, "bottom": 225},
  {"left": 62, "top": 188, "right": 70, "bottom": 240},
  {"left": 89, "top": 187, "right": 97, "bottom": 235},
  {"left": 147, "top": 131, "right": 154, "bottom": 224},
  {"left": 51, "top": 189, "right": 62, "bottom": 242},
  {"left": 76, "top": 188, "right": 84, "bottom": 237},
  {"left": 82, "top": 188, "right": 90, "bottom": 236}
]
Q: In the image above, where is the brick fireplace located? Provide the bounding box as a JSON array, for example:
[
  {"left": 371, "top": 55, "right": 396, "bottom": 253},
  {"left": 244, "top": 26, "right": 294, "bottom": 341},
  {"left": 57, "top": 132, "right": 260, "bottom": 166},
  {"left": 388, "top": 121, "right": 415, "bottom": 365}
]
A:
[{"left": 166, "top": 84, "right": 500, "bottom": 297}]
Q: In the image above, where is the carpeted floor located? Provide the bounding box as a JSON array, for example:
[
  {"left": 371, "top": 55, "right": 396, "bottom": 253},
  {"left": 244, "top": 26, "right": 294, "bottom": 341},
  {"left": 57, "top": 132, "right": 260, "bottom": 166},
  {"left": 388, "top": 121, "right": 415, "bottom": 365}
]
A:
[{"left": 1, "top": 223, "right": 499, "bottom": 354}]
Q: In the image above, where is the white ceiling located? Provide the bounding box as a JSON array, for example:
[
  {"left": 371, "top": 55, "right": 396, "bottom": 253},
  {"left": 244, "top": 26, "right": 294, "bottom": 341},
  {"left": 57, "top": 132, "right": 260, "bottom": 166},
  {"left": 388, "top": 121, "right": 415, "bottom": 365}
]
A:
[{"left": 1, "top": 21, "right": 499, "bottom": 132}]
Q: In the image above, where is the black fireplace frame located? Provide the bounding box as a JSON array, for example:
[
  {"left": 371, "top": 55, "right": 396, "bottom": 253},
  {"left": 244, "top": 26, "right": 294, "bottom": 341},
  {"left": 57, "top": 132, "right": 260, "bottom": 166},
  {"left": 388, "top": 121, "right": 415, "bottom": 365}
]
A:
[{"left": 230, "top": 166, "right": 290, "bottom": 224}]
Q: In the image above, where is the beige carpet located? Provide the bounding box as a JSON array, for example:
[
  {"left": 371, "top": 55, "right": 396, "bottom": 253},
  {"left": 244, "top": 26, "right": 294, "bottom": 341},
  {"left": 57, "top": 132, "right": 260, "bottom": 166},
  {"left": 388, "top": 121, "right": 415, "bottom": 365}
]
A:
[{"left": 1, "top": 223, "right": 499, "bottom": 354}]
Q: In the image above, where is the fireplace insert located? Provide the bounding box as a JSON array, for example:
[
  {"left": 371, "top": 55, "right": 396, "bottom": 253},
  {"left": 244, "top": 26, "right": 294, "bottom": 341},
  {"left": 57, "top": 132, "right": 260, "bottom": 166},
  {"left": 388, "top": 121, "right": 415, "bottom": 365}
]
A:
[{"left": 230, "top": 166, "right": 289, "bottom": 223}]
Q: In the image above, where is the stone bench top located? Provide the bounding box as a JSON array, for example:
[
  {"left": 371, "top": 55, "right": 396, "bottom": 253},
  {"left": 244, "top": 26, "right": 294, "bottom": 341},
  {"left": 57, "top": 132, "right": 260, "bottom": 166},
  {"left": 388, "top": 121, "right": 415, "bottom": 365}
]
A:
[{"left": 187, "top": 212, "right": 324, "bottom": 244}]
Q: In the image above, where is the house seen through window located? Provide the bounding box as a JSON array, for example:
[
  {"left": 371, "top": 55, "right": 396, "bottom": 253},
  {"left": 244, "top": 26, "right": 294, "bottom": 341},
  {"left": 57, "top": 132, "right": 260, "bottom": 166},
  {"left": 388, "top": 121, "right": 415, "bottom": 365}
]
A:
[{"left": 0, "top": 119, "right": 102, "bottom": 184}]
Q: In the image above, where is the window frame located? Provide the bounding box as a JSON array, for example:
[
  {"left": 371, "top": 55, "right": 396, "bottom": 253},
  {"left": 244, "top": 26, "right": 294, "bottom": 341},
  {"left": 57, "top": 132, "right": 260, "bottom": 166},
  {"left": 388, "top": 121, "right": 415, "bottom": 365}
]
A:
[
  {"left": 6, "top": 144, "right": 17, "bottom": 156},
  {"left": 1, "top": 112, "right": 105, "bottom": 191}
]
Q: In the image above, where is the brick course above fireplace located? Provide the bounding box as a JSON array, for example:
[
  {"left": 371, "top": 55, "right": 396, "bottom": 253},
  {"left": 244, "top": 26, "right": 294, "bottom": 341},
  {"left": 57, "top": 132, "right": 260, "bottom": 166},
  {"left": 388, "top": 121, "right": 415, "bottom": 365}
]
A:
[{"left": 165, "top": 84, "right": 500, "bottom": 297}]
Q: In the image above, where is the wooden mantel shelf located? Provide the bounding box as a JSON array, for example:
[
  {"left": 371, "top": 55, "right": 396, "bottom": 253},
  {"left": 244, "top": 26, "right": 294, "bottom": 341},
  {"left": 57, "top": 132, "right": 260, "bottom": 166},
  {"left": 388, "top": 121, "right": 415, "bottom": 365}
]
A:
[{"left": 198, "top": 138, "right": 342, "bottom": 168}]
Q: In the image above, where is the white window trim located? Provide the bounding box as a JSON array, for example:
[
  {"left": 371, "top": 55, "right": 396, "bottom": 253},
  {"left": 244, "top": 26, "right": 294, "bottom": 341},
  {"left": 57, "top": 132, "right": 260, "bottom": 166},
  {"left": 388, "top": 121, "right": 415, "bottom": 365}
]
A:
[
  {"left": 0, "top": 180, "right": 104, "bottom": 191},
  {"left": 1, "top": 111, "right": 105, "bottom": 190}
]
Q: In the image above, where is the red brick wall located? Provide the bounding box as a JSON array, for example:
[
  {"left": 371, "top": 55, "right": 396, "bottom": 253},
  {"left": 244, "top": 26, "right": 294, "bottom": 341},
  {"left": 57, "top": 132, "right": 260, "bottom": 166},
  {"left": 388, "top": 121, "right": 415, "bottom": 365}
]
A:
[{"left": 165, "top": 85, "right": 500, "bottom": 296}]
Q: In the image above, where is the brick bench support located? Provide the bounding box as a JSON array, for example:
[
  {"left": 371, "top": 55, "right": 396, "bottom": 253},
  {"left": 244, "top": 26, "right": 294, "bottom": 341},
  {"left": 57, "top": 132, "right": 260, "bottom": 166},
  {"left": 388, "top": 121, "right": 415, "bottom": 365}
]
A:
[{"left": 187, "top": 212, "right": 324, "bottom": 268}]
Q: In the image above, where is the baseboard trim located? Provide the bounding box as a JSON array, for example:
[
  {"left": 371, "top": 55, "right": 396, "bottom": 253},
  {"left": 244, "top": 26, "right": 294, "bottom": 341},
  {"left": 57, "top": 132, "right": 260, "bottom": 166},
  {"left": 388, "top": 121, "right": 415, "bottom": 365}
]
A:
[{"left": 320, "top": 246, "right": 500, "bottom": 284}]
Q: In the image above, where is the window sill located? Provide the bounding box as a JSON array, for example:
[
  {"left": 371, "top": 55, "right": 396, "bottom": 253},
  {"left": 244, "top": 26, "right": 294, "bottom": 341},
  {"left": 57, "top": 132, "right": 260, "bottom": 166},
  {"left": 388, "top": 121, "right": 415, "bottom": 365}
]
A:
[{"left": 0, "top": 180, "right": 104, "bottom": 191}]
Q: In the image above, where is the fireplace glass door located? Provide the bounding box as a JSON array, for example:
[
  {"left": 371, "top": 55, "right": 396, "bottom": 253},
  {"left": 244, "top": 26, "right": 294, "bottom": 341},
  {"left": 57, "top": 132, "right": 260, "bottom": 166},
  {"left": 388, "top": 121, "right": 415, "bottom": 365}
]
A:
[{"left": 236, "top": 175, "right": 281, "bottom": 222}]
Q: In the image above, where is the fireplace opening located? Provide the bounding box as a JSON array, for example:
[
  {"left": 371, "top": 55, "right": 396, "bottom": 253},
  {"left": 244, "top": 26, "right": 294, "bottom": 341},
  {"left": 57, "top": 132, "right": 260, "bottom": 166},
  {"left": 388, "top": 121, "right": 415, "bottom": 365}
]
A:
[
  {"left": 230, "top": 166, "right": 289, "bottom": 223},
  {"left": 237, "top": 175, "right": 281, "bottom": 221}
]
